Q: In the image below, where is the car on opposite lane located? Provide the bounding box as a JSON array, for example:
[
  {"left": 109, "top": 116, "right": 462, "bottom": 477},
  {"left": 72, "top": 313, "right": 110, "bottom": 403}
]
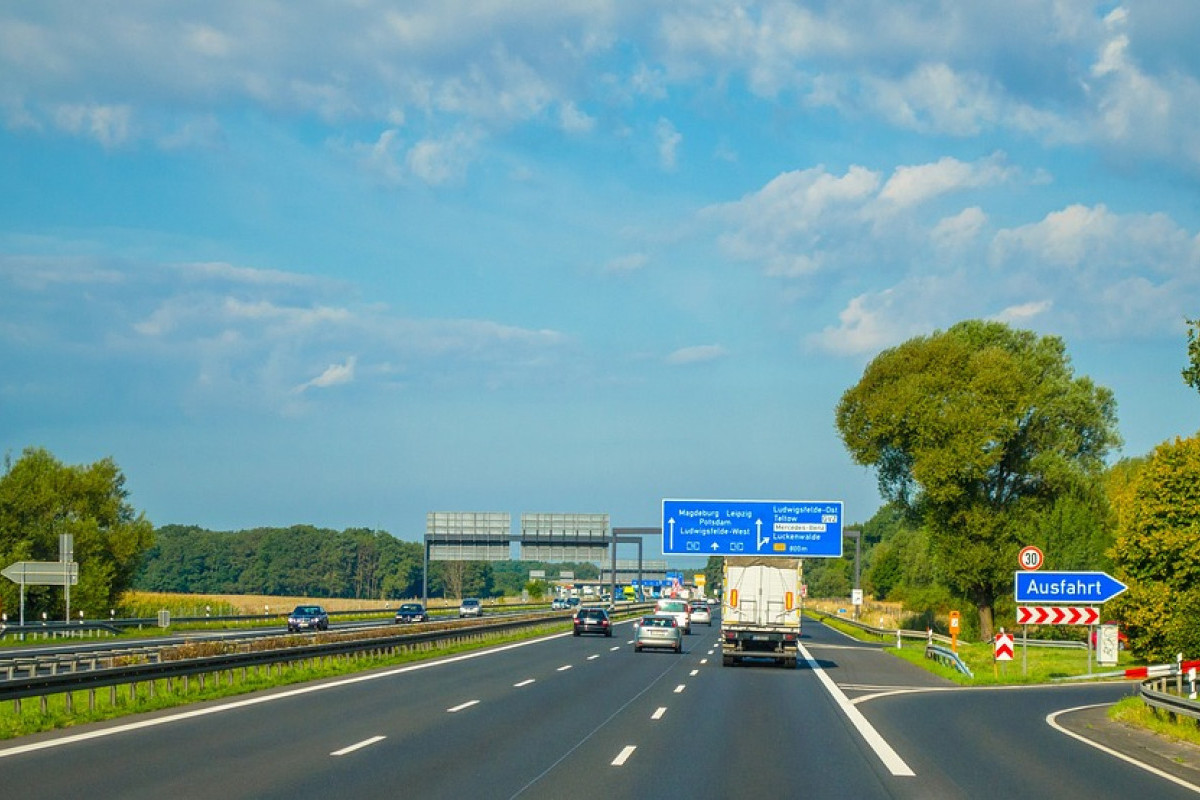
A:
[
  {"left": 287, "top": 605, "right": 329, "bottom": 632},
  {"left": 458, "top": 598, "right": 482, "bottom": 617},
  {"left": 394, "top": 603, "right": 428, "bottom": 623},
  {"left": 573, "top": 606, "right": 613, "bottom": 637},
  {"left": 633, "top": 614, "right": 683, "bottom": 653}
]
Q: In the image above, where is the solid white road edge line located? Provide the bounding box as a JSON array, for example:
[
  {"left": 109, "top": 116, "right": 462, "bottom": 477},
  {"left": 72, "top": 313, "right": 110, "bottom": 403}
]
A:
[
  {"left": 1046, "top": 704, "right": 1200, "bottom": 796},
  {"left": 447, "top": 700, "right": 480, "bottom": 713},
  {"left": 797, "top": 642, "right": 916, "bottom": 778},
  {"left": 612, "top": 745, "right": 637, "bottom": 766},
  {"left": 331, "top": 735, "right": 386, "bottom": 757}
]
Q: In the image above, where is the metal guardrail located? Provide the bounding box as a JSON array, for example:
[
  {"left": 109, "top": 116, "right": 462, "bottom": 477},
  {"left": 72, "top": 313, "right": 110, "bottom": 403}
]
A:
[
  {"left": 1141, "top": 674, "right": 1200, "bottom": 723},
  {"left": 807, "top": 610, "right": 1087, "bottom": 650},
  {"left": 924, "top": 644, "right": 974, "bottom": 678},
  {"left": 0, "top": 602, "right": 655, "bottom": 705},
  {"left": 0, "top": 614, "right": 559, "bottom": 704}
]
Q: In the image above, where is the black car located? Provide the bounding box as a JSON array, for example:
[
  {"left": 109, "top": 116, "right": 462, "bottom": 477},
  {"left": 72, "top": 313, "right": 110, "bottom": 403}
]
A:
[
  {"left": 394, "top": 603, "right": 428, "bottom": 624},
  {"left": 287, "top": 605, "right": 329, "bottom": 632},
  {"left": 573, "top": 606, "right": 612, "bottom": 637}
]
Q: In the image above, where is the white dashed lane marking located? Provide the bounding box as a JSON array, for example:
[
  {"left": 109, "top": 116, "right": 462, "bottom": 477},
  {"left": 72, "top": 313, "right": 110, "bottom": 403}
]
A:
[
  {"left": 331, "top": 735, "right": 386, "bottom": 756},
  {"left": 612, "top": 745, "right": 637, "bottom": 766}
]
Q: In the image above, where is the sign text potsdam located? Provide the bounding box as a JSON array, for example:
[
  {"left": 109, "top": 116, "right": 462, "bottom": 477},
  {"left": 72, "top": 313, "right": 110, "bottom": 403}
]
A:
[{"left": 661, "top": 499, "right": 843, "bottom": 556}]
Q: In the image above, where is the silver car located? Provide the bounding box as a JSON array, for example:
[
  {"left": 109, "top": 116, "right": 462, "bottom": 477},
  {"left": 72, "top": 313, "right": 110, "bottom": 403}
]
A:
[
  {"left": 688, "top": 602, "right": 712, "bottom": 626},
  {"left": 634, "top": 614, "right": 683, "bottom": 653},
  {"left": 458, "top": 598, "right": 482, "bottom": 617},
  {"left": 655, "top": 598, "right": 691, "bottom": 634}
]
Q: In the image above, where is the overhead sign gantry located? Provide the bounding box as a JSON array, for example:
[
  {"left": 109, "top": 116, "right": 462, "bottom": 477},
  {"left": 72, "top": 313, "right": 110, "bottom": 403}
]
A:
[{"left": 661, "top": 499, "right": 844, "bottom": 557}]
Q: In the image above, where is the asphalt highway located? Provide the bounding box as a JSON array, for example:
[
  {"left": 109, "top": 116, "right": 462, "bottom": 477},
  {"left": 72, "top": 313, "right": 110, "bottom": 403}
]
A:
[{"left": 0, "top": 617, "right": 1195, "bottom": 799}]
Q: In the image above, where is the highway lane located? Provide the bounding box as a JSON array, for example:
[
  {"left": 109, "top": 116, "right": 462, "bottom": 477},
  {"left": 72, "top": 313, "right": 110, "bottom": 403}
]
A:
[{"left": 0, "top": 616, "right": 1196, "bottom": 798}]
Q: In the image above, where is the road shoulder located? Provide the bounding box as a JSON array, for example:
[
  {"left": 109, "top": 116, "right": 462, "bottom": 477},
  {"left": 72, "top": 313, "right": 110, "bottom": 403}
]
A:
[{"left": 1054, "top": 703, "right": 1200, "bottom": 792}]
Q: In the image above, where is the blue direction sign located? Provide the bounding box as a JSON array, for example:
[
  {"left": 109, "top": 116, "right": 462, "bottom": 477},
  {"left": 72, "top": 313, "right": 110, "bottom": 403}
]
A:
[
  {"left": 661, "top": 499, "right": 843, "bottom": 556},
  {"left": 1013, "top": 570, "right": 1128, "bottom": 604}
]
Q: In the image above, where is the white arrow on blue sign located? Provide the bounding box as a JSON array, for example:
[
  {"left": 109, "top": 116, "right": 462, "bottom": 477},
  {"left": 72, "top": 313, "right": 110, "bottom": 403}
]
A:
[
  {"left": 1013, "top": 570, "right": 1127, "bottom": 604},
  {"left": 661, "top": 499, "right": 843, "bottom": 557}
]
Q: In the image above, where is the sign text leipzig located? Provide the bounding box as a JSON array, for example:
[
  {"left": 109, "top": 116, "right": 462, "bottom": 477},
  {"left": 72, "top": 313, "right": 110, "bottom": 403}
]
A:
[
  {"left": 662, "top": 499, "right": 843, "bottom": 556},
  {"left": 1013, "top": 571, "right": 1127, "bottom": 604}
]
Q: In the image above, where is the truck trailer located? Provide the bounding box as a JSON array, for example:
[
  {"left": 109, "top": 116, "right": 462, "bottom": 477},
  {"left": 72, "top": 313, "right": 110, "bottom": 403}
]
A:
[{"left": 721, "top": 556, "right": 803, "bottom": 668}]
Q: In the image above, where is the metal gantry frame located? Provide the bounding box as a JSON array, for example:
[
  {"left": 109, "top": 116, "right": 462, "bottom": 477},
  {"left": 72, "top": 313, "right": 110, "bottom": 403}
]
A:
[{"left": 421, "top": 522, "right": 660, "bottom": 608}]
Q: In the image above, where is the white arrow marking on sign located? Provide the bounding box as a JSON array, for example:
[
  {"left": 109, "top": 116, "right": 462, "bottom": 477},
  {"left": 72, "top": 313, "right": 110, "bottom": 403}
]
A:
[{"left": 756, "top": 519, "right": 769, "bottom": 550}]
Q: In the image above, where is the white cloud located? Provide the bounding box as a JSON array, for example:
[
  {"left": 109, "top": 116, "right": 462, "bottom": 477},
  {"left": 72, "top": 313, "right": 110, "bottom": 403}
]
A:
[
  {"left": 666, "top": 344, "right": 726, "bottom": 365},
  {"left": 559, "top": 101, "right": 595, "bottom": 134},
  {"left": 406, "top": 128, "right": 482, "bottom": 185},
  {"left": 655, "top": 117, "right": 681, "bottom": 170},
  {"left": 603, "top": 253, "right": 648, "bottom": 273},
  {"left": 878, "top": 154, "right": 1014, "bottom": 208},
  {"left": 991, "top": 300, "right": 1052, "bottom": 325},
  {"left": 703, "top": 164, "right": 881, "bottom": 277},
  {"left": 295, "top": 356, "right": 357, "bottom": 393},
  {"left": 931, "top": 206, "right": 987, "bottom": 253},
  {"left": 53, "top": 103, "right": 132, "bottom": 147}
]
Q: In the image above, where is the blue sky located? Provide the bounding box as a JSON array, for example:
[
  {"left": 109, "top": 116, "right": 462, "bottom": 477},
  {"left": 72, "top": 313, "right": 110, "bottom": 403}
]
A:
[{"left": 3, "top": 2, "right": 1199, "bottom": 549}]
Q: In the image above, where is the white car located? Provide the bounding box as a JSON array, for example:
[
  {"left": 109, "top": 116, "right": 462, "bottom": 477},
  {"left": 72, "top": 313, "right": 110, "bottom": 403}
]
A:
[
  {"left": 458, "top": 598, "right": 482, "bottom": 617},
  {"left": 688, "top": 602, "right": 712, "bottom": 626},
  {"left": 655, "top": 598, "right": 691, "bottom": 634}
]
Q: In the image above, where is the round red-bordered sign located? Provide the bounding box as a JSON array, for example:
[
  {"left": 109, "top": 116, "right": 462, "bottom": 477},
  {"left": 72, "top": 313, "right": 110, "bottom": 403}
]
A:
[{"left": 1018, "top": 545, "right": 1044, "bottom": 571}]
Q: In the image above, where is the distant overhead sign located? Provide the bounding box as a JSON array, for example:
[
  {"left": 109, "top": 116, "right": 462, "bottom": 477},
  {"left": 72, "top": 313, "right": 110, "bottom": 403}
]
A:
[
  {"left": 1013, "top": 571, "right": 1127, "bottom": 604},
  {"left": 661, "top": 499, "right": 843, "bottom": 556}
]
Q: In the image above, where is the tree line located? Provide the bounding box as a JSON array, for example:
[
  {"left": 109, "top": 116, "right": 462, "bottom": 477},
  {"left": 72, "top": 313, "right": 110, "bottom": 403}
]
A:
[
  {"left": 135, "top": 524, "right": 600, "bottom": 603},
  {"left": 4, "top": 318, "right": 1197, "bottom": 660}
]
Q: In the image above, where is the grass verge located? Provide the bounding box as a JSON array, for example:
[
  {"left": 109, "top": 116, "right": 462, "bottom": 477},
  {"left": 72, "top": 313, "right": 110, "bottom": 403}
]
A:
[{"left": 1108, "top": 695, "right": 1200, "bottom": 747}]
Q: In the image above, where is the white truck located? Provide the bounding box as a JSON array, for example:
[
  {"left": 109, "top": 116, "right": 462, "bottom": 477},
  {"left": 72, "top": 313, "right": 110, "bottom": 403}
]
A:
[{"left": 721, "top": 556, "right": 803, "bottom": 668}]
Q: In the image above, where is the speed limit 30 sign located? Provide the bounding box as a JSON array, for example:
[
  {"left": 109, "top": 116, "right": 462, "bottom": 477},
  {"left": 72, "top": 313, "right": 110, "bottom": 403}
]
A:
[{"left": 1018, "top": 545, "right": 1044, "bottom": 571}]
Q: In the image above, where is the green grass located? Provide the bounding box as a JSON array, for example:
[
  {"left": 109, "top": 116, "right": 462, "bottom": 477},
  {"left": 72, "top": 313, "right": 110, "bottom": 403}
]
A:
[
  {"left": 809, "top": 610, "right": 1131, "bottom": 685},
  {"left": 1108, "top": 695, "right": 1200, "bottom": 747}
]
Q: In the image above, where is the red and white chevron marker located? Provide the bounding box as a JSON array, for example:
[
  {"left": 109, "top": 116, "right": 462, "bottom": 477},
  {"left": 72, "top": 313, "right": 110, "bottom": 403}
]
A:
[
  {"left": 1016, "top": 605, "right": 1100, "bottom": 625},
  {"left": 994, "top": 632, "right": 1015, "bottom": 661}
]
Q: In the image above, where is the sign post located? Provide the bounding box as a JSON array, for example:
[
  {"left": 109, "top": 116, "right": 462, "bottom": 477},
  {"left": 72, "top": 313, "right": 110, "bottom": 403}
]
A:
[
  {"left": 994, "top": 629, "right": 1015, "bottom": 677},
  {"left": 1, "top": 561, "right": 79, "bottom": 627},
  {"left": 1016, "top": 546, "right": 1044, "bottom": 676},
  {"left": 1013, "top": 569, "right": 1125, "bottom": 677}
]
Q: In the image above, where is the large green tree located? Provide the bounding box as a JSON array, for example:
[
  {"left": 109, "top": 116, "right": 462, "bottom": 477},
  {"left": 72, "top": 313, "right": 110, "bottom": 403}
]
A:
[
  {"left": 1107, "top": 437, "right": 1200, "bottom": 661},
  {"left": 1182, "top": 317, "right": 1200, "bottom": 394},
  {"left": 836, "top": 321, "right": 1120, "bottom": 639},
  {"left": 0, "top": 448, "right": 154, "bottom": 619}
]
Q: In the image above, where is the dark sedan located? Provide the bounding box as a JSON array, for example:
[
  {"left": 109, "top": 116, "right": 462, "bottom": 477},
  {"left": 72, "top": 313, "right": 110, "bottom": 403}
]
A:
[
  {"left": 573, "top": 606, "right": 612, "bottom": 637},
  {"left": 394, "top": 603, "right": 428, "bottom": 623},
  {"left": 287, "top": 605, "right": 329, "bottom": 632}
]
